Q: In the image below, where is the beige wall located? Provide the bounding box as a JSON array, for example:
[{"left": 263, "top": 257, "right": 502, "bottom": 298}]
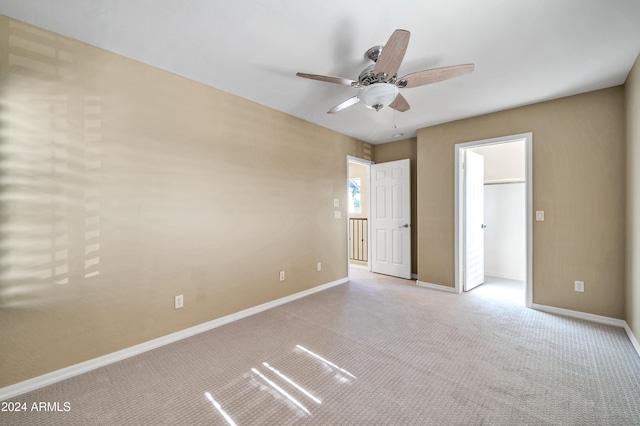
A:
[
  {"left": 418, "top": 88, "right": 626, "bottom": 318},
  {"left": 373, "top": 138, "right": 418, "bottom": 275},
  {"left": 0, "top": 16, "right": 372, "bottom": 387},
  {"left": 627, "top": 54, "right": 640, "bottom": 337}
]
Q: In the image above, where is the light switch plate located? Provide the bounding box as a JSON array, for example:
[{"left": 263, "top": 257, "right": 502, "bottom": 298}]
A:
[
  {"left": 536, "top": 211, "right": 544, "bottom": 221},
  {"left": 333, "top": 199, "right": 340, "bottom": 207}
]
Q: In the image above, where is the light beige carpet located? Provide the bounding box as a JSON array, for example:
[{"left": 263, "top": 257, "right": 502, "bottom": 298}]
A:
[{"left": 2, "top": 271, "right": 640, "bottom": 425}]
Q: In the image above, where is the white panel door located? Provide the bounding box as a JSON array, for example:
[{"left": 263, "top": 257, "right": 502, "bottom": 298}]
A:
[
  {"left": 464, "top": 150, "right": 485, "bottom": 291},
  {"left": 370, "top": 159, "right": 411, "bottom": 279}
]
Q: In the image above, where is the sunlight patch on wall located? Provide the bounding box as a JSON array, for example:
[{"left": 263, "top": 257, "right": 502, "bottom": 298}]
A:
[{"left": 0, "top": 21, "right": 102, "bottom": 308}]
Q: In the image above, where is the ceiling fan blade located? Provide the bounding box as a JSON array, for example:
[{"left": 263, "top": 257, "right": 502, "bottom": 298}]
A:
[
  {"left": 389, "top": 93, "right": 410, "bottom": 112},
  {"left": 296, "top": 72, "right": 357, "bottom": 86},
  {"left": 327, "top": 96, "right": 360, "bottom": 114},
  {"left": 374, "top": 29, "right": 410, "bottom": 78},
  {"left": 398, "top": 64, "right": 475, "bottom": 88}
]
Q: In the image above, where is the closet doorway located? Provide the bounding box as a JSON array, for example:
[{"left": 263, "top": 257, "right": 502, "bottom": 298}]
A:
[{"left": 455, "top": 133, "right": 533, "bottom": 307}]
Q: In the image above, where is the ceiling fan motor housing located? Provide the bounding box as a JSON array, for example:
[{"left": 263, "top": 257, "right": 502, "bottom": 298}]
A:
[{"left": 359, "top": 64, "right": 397, "bottom": 86}]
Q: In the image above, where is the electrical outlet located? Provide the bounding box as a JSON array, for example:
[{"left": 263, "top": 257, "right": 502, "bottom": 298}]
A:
[
  {"left": 175, "top": 294, "right": 184, "bottom": 309},
  {"left": 574, "top": 281, "right": 584, "bottom": 292},
  {"left": 279, "top": 270, "right": 285, "bottom": 281},
  {"left": 317, "top": 262, "right": 322, "bottom": 271}
]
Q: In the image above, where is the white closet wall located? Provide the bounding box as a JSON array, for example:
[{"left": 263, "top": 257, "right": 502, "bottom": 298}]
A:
[{"left": 484, "top": 183, "right": 526, "bottom": 280}]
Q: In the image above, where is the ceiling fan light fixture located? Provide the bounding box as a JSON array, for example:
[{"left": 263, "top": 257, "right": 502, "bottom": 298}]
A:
[{"left": 358, "top": 84, "right": 398, "bottom": 111}]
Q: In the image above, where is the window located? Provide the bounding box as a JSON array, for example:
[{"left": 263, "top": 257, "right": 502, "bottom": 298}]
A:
[{"left": 348, "top": 178, "right": 361, "bottom": 214}]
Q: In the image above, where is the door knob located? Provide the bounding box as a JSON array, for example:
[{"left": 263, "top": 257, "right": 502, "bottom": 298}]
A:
[
  {"left": 481, "top": 224, "right": 487, "bottom": 229},
  {"left": 399, "top": 223, "right": 409, "bottom": 228}
]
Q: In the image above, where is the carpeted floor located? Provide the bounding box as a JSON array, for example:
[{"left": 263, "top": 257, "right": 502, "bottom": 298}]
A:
[{"left": 2, "top": 270, "right": 640, "bottom": 425}]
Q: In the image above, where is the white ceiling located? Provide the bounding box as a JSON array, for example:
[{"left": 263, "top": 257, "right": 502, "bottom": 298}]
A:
[{"left": 2, "top": 0, "right": 640, "bottom": 144}]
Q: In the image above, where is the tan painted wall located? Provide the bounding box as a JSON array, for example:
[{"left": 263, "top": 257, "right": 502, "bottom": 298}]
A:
[
  {"left": 0, "top": 16, "right": 372, "bottom": 387},
  {"left": 418, "top": 88, "right": 626, "bottom": 318},
  {"left": 373, "top": 138, "right": 418, "bottom": 275},
  {"left": 626, "top": 54, "right": 640, "bottom": 337}
]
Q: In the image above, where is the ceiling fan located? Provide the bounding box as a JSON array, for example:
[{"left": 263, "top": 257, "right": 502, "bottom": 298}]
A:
[{"left": 296, "top": 29, "right": 474, "bottom": 114}]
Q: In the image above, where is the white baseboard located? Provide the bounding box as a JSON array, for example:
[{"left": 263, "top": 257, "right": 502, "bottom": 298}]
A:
[
  {"left": 0, "top": 277, "right": 349, "bottom": 401},
  {"left": 416, "top": 280, "right": 458, "bottom": 293},
  {"left": 532, "top": 303, "right": 640, "bottom": 359},
  {"left": 623, "top": 322, "right": 640, "bottom": 358},
  {"left": 531, "top": 303, "right": 626, "bottom": 327}
]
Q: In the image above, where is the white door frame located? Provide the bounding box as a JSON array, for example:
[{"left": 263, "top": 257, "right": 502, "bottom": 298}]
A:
[
  {"left": 347, "top": 156, "right": 373, "bottom": 273},
  {"left": 454, "top": 133, "right": 533, "bottom": 307}
]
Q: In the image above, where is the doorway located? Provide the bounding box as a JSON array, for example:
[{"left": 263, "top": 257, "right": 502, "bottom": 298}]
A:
[
  {"left": 455, "top": 133, "right": 533, "bottom": 307},
  {"left": 347, "top": 157, "right": 372, "bottom": 275},
  {"left": 347, "top": 156, "right": 413, "bottom": 280}
]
